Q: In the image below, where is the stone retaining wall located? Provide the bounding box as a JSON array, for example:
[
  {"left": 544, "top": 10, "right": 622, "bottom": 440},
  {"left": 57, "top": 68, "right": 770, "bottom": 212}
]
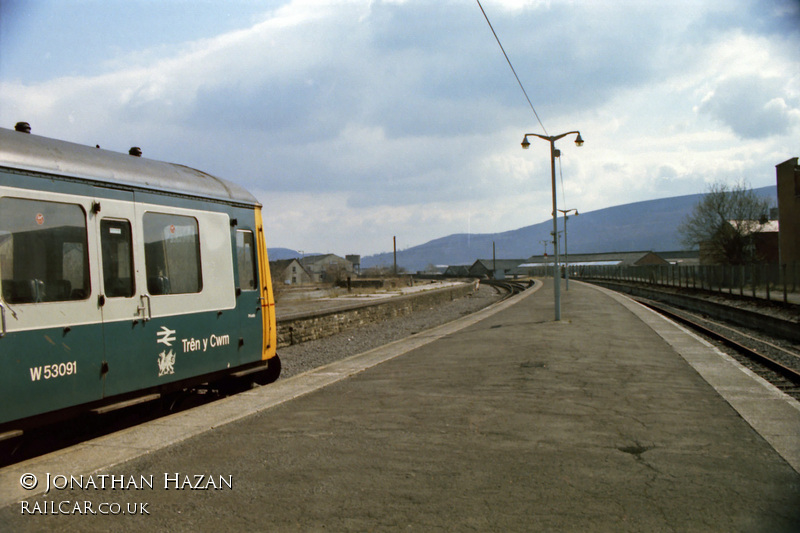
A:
[{"left": 276, "top": 281, "right": 478, "bottom": 348}]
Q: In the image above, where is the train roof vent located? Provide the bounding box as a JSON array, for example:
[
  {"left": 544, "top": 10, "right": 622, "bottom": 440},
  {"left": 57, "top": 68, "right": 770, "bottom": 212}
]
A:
[
  {"left": 15, "top": 122, "right": 31, "bottom": 133},
  {"left": 129, "top": 147, "right": 142, "bottom": 157}
]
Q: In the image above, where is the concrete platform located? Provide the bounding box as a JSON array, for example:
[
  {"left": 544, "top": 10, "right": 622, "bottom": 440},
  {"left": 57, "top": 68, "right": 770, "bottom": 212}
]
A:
[{"left": 2, "top": 280, "right": 799, "bottom": 532}]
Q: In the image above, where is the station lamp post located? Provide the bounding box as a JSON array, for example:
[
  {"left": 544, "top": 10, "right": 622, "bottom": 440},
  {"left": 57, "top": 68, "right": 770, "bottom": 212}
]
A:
[
  {"left": 557, "top": 208, "right": 578, "bottom": 290},
  {"left": 539, "top": 239, "right": 549, "bottom": 256},
  {"left": 521, "top": 131, "right": 583, "bottom": 321}
]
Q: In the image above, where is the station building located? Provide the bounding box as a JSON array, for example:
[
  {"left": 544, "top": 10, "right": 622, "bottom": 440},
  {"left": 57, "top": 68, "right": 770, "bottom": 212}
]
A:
[{"left": 776, "top": 157, "right": 799, "bottom": 266}]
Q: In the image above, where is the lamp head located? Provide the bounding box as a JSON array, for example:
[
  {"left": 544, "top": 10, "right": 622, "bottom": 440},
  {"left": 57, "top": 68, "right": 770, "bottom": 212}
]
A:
[
  {"left": 521, "top": 135, "right": 530, "bottom": 149},
  {"left": 574, "top": 132, "right": 584, "bottom": 147}
]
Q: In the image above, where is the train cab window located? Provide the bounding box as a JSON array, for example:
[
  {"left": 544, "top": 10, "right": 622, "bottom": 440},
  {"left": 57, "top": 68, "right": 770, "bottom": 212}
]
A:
[
  {"left": 143, "top": 213, "right": 202, "bottom": 295},
  {"left": 236, "top": 230, "right": 257, "bottom": 291},
  {"left": 0, "top": 197, "right": 90, "bottom": 304},
  {"left": 101, "top": 219, "right": 134, "bottom": 298}
]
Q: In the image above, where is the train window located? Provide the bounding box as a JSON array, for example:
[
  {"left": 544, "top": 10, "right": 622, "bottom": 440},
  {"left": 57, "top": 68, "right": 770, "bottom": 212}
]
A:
[
  {"left": 101, "top": 219, "right": 134, "bottom": 298},
  {"left": 0, "top": 197, "right": 89, "bottom": 304},
  {"left": 143, "top": 212, "right": 202, "bottom": 295},
  {"left": 236, "top": 230, "right": 257, "bottom": 291}
]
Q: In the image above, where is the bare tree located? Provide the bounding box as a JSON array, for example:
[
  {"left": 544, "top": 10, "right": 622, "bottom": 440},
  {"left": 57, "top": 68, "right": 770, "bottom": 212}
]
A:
[
  {"left": 323, "top": 263, "right": 348, "bottom": 284},
  {"left": 679, "top": 180, "right": 771, "bottom": 265}
]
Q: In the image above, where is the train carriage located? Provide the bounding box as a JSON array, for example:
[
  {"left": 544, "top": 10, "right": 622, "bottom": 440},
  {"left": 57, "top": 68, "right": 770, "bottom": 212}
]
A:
[{"left": 0, "top": 124, "right": 278, "bottom": 435}]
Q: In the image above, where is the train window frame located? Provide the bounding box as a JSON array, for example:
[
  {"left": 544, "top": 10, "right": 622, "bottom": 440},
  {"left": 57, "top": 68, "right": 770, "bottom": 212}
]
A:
[
  {"left": 0, "top": 196, "right": 90, "bottom": 305},
  {"left": 131, "top": 201, "right": 235, "bottom": 319},
  {"left": 236, "top": 229, "right": 257, "bottom": 292},
  {"left": 142, "top": 212, "right": 203, "bottom": 296},
  {"left": 100, "top": 218, "right": 135, "bottom": 298}
]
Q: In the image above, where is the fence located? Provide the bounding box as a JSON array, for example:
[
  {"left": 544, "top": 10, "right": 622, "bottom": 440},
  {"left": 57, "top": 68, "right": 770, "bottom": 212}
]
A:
[{"left": 572, "top": 262, "right": 800, "bottom": 305}]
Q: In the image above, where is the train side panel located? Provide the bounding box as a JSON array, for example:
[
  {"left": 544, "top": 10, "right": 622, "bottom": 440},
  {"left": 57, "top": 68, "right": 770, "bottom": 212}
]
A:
[
  {"left": 0, "top": 170, "right": 275, "bottom": 428},
  {"left": 0, "top": 182, "right": 107, "bottom": 423}
]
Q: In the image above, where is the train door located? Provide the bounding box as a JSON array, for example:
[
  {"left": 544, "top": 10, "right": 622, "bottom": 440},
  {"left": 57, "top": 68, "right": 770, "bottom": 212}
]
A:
[
  {"left": 92, "top": 195, "right": 149, "bottom": 397},
  {"left": 235, "top": 228, "right": 262, "bottom": 365},
  {"left": 130, "top": 202, "right": 239, "bottom": 383},
  {"left": 0, "top": 190, "right": 104, "bottom": 425}
]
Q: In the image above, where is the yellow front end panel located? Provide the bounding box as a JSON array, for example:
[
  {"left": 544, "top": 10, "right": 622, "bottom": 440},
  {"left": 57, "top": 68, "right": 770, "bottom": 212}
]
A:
[{"left": 255, "top": 207, "right": 277, "bottom": 361}]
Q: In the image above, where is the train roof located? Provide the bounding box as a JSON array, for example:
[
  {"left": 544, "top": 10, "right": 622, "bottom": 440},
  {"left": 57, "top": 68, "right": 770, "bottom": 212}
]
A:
[{"left": 0, "top": 127, "right": 259, "bottom": 207}]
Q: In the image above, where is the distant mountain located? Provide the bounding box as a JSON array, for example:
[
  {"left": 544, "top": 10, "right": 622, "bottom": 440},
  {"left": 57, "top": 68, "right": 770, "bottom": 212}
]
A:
[
  {"left": 361, "top": 186, "right": 778, "bottom": 272},
  {"left": 267, "top": 247, "right": 305, "bottom": 260}
]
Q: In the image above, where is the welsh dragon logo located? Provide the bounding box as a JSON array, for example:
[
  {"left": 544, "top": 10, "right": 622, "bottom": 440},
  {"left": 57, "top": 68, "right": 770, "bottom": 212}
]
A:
[{"left": 157, "top": 349, "right": 176, "bottom": 377}]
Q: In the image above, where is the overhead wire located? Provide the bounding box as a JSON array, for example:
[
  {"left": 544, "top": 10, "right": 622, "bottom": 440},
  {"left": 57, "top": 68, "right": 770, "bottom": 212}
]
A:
[
  {"left": 478, "top": 0, "right": 581, "bottom": 214},
  {"left": 476, "top": 0, "right": 548, "bottom": 136}
]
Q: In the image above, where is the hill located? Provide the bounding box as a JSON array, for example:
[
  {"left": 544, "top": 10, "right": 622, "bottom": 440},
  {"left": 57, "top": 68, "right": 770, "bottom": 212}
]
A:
[
  {"left": 266, "top": 247, "right": 304, "bottom": 261},
  {"left": 360, "top": 186, "right": 778, "bottom": 272}
]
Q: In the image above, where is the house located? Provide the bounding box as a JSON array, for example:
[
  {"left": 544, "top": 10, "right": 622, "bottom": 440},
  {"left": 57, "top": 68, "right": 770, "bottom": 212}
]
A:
[
  {"left": 658, "top": 250, "right": 700, "bottom": 266},
  {"left": 299, "top": 254, "right": 355, "bottom": 283},
  {"left": 443, "top": 265, "right": 470, "bottom": 277},
  {"left": 270, "top": 259, "right": 312, "bottom": 286},
  {"left": 468, "top": 259, "right": 527, "bottom": 279},
  {"left": 749, "top": 220, "right": 780, "bottom": 264},
  {"left": 699, "top": 220, "right": 779, "bottom": 265}
]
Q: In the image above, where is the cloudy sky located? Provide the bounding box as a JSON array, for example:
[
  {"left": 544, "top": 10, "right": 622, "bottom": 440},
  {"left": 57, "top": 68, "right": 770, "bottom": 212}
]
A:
[{"left": 1, "top": 0, "right": 798, "bottom": 257}]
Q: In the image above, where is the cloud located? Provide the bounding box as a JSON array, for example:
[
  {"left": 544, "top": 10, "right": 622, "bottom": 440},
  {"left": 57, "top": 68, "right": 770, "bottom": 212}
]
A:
[
  {"left": 696, "top": 74, "right": 800, "bottom": 139},
  {"left": 1, "top": 0, "right": 798, "bottom": 256}
]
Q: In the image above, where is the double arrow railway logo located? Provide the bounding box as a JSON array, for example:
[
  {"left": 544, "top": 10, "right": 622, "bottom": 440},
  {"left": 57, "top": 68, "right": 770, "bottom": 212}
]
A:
[{"left": 156, "top": 326, "right": 177, "bottom": 377}]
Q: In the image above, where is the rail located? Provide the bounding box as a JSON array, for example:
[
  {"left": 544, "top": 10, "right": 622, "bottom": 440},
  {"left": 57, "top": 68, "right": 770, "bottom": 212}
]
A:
[
  {"left": 634, "top": 297, "right": 800, "bottom": 399},
  {"left": 482, "top": 279, "right": 532, "bottom": 299},
  {"left": 584, "top": 280, "right": 800, "bottom": 343}
]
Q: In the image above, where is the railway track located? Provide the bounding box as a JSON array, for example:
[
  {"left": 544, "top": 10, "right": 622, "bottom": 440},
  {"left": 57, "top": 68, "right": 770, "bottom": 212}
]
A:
[
  {"left": 482, "top": 279, "right": 532, "bottom": 299},
  {"left": 587, "top": 280, "right": 800, "bottom": 343},
  {"left": 633, "top": 296, "right": 800, "bottom": 401}
]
